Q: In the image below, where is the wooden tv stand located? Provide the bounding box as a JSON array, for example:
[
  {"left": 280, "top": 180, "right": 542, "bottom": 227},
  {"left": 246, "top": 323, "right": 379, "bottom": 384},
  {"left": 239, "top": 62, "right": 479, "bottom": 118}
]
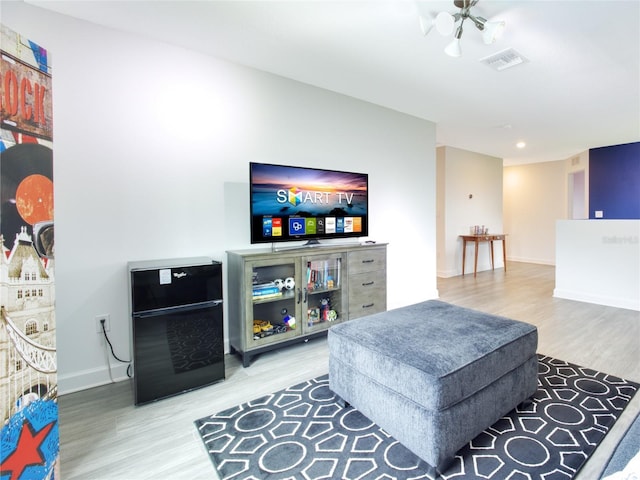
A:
[{"left": 227, "top": 243, "right": 387, "bottom": 367}]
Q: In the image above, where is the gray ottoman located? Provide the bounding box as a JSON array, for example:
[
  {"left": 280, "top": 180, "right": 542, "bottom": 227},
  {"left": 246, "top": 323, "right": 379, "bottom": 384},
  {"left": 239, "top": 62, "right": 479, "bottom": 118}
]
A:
[{"left": 328, "top": 300, "right": 538, "bottom": 475}]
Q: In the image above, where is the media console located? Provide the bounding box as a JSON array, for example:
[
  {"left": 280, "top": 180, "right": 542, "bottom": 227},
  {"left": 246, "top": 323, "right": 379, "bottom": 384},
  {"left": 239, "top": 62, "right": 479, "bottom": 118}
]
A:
[{"left": 227, "top": 243, "right": 387, "bottom": 366}]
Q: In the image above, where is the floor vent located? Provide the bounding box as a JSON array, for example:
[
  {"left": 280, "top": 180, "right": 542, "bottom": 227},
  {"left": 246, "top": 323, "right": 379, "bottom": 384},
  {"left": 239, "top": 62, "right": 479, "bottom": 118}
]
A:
[{"left": 480, "top": 48, "right": 528, "bottom": 71}]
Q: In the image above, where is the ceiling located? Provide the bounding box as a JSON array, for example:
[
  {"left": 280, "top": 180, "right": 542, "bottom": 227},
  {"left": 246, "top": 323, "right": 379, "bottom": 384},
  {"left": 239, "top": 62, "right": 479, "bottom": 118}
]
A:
[{"left": 26, "top": 0, "right": 640, "bottom": 165}]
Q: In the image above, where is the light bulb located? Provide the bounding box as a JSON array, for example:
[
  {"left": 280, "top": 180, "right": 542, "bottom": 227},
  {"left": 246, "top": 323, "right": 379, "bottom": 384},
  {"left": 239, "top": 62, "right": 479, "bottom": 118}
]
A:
[
  {"left": 444, "top": 38, "right": 462, "bottom": 57},
  {"left": 419, "top": 15, "right": 435, "bottom": 36},
  {"left": 482, "top": 20, "right": 506, "bottom": 44}
]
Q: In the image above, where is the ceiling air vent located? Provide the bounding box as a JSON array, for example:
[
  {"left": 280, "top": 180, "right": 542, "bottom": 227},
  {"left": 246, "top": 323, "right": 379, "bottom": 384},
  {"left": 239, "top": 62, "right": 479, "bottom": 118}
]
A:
[{"left": 480, "top": 48, "right": 528, "bottom": 71}]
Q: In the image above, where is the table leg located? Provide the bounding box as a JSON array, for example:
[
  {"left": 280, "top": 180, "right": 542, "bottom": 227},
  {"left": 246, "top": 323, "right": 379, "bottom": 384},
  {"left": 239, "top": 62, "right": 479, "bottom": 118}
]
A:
[
  {"left": 462, "top": 239, "right": 467, "bottom": 276},
  {"left": 473, "top": 240, "right": 479, "bottom": 277},
  {"left": 502, "top": 238, "right": 507, "bottom": 272},
  {"left": 490, "top": 240, "right": 495, "bottom": 270}
]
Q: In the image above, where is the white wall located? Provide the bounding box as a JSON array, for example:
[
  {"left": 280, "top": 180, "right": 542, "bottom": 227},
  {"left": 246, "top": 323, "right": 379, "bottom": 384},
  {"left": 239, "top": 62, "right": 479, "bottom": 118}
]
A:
[
  {"left": 436, "top": 146, "right": 503, "bottom": 277},
  {"left": 3, "top": 3, "right": 437, "bottom": 394},
  {"left": 503, "top": 160, "right": 569, "bottom": 265},
  {"left": 555, "top": 220, "right": 640, "bottom": 311}
]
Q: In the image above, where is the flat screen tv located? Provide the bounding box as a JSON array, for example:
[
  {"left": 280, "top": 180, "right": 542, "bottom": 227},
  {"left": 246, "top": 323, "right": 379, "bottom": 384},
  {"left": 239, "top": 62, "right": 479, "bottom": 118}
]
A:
[{"left": 250, "top": 162, "right": 369, "bottom": 245}]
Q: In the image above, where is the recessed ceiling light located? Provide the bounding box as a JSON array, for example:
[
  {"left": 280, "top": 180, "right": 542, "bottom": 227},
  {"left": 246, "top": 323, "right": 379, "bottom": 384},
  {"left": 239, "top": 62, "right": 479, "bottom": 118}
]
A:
[{"left": 516, "top": 141, "right": 526, "bottom": 149}]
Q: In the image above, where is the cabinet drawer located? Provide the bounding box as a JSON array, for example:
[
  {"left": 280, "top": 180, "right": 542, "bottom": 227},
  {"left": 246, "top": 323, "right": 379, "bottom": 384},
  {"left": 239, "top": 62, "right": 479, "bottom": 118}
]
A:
[
  {"left": 348, "top": 295, "right": 386, "bottom": 319},
  {"left": 348, "top": 271, "right": 387, "bottom": 319},
  {"left": 348, "top": 247, "right": 386, "bottom": 275}
]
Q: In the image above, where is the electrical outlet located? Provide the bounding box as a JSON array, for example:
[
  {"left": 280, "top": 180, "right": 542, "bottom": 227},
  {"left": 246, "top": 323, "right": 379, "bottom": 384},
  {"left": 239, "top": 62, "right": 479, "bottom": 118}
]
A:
[{"left": 96, "top": 314, "right": 110, "bottom": 333}]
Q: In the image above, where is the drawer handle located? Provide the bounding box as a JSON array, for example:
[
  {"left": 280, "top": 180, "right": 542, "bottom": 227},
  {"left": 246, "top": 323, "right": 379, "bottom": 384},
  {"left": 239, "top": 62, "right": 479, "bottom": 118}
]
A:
[
  {"left": 362, "top": 259, "right": 374, "bottom": 263},
  {"left": 362, "top": 281, "right": 374, "bottom": 286},
  {"left": 362, "top": 303, "right": 375, "bottom": 309}
]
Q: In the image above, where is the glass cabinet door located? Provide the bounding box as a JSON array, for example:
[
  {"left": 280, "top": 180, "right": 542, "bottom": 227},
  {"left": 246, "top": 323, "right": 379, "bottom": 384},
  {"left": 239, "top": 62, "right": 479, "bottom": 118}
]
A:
[
  {"left": 302, "top": 253, "right": 345, "bottom": 334},
  {"left": 246, "top": 257, "right": 302, "bottom": 347}
]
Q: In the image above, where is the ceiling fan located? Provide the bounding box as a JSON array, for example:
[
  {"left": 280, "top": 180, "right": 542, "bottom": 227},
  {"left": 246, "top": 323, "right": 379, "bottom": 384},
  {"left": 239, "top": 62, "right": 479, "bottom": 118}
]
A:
[{"left": 420, "top": 0, "right": 506, "bottom": 57}]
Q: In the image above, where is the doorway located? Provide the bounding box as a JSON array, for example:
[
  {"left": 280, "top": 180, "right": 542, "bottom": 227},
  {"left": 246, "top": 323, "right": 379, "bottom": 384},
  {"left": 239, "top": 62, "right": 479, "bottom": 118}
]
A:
[{"left": 568, "top": 170, "right": 586, "bottom": 219}]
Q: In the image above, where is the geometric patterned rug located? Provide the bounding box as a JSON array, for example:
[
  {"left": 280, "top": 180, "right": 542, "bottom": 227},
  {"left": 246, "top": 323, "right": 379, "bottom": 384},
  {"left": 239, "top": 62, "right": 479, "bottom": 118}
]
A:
[{"left": 195, "top": 355, "right": 638, "bottom": 480}]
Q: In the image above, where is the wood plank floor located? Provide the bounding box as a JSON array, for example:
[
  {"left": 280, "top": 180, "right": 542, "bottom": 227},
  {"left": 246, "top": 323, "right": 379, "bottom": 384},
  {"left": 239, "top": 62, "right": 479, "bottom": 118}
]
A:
[{"left": 58, "top": 262, "right": 640, "bottom": 479}]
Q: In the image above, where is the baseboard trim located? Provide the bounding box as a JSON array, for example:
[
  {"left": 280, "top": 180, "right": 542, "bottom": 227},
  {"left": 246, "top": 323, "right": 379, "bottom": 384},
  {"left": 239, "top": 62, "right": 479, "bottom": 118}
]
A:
[
  {"left": 437, "top": 269, "right": 458, "bottom": 278},
  {"left": 553, "top": 288, "right": 640, "bottom": 312},
  {"left": 58, "top": 363, "right": 131, "bottom": 396},
  {"left": 507, "top": 256, "right": 555, "bottom": 266},
  {"left": 438, "top": 262, "right": 507, "bottom": 278}
]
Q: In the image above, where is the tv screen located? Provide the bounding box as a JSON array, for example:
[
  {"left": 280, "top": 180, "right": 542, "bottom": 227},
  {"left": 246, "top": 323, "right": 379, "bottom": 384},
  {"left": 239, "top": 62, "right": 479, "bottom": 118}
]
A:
[{"left": 250, "top": 162, "right": 369, "bottom": 244}]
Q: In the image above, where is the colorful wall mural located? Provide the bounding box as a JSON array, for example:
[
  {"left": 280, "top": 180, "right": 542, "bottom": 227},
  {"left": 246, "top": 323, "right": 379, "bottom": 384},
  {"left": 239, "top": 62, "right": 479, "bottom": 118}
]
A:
[{"left": 0, "top": 24, "right": 58, "bottom": 480}]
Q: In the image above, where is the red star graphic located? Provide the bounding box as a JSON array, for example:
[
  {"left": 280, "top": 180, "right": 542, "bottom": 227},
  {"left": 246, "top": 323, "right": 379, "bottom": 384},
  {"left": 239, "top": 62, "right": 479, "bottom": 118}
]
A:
[{"left": 0, "top": 418, "right": 56, "bottom": 480}]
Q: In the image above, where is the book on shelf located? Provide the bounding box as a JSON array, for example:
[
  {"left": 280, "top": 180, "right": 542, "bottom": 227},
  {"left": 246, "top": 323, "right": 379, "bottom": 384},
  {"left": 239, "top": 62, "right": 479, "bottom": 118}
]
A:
[
  {"left": 306, "top": 259, "right": 339, "bottom": 290},
  {"left": 252, "top": 281, "right": 279, "bottom": 294},
  {"left": 252, "top": 286, "right": 281, "bottom": 296},
  {"left": 252, "top": 291, "right": 282, "bottom": 300}
]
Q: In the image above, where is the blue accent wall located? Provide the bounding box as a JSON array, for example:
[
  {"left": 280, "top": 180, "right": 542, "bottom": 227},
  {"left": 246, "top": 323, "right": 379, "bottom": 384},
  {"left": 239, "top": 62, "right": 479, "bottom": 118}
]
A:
[{"left": 589, "top": 142, "right": 640, "bottom": 219}]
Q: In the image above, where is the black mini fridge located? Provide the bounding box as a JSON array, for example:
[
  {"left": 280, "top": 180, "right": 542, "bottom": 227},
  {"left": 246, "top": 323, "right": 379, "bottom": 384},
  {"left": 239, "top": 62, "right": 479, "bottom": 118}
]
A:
[{"left": 128, "top": 257, "right": 224, "bottom": 405}]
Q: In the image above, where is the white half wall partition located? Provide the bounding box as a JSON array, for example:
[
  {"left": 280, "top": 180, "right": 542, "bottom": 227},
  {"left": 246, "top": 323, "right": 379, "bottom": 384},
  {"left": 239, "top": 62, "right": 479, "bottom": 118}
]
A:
[{"left": 554, "top": 220, "right": 640, "bottom": 311}]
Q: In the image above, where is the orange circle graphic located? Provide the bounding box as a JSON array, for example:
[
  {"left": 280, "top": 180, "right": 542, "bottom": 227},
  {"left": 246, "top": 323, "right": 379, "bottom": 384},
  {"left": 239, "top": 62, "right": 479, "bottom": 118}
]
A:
[{"left": 15, "top": 174, "right": 54, "bottom": 225}]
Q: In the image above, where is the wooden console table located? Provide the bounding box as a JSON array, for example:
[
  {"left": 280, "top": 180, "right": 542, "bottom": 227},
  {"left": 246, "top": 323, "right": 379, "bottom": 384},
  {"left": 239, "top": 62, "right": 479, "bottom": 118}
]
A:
[{"left": 460, "top": 234, "right": 507, "bottom": 277}]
